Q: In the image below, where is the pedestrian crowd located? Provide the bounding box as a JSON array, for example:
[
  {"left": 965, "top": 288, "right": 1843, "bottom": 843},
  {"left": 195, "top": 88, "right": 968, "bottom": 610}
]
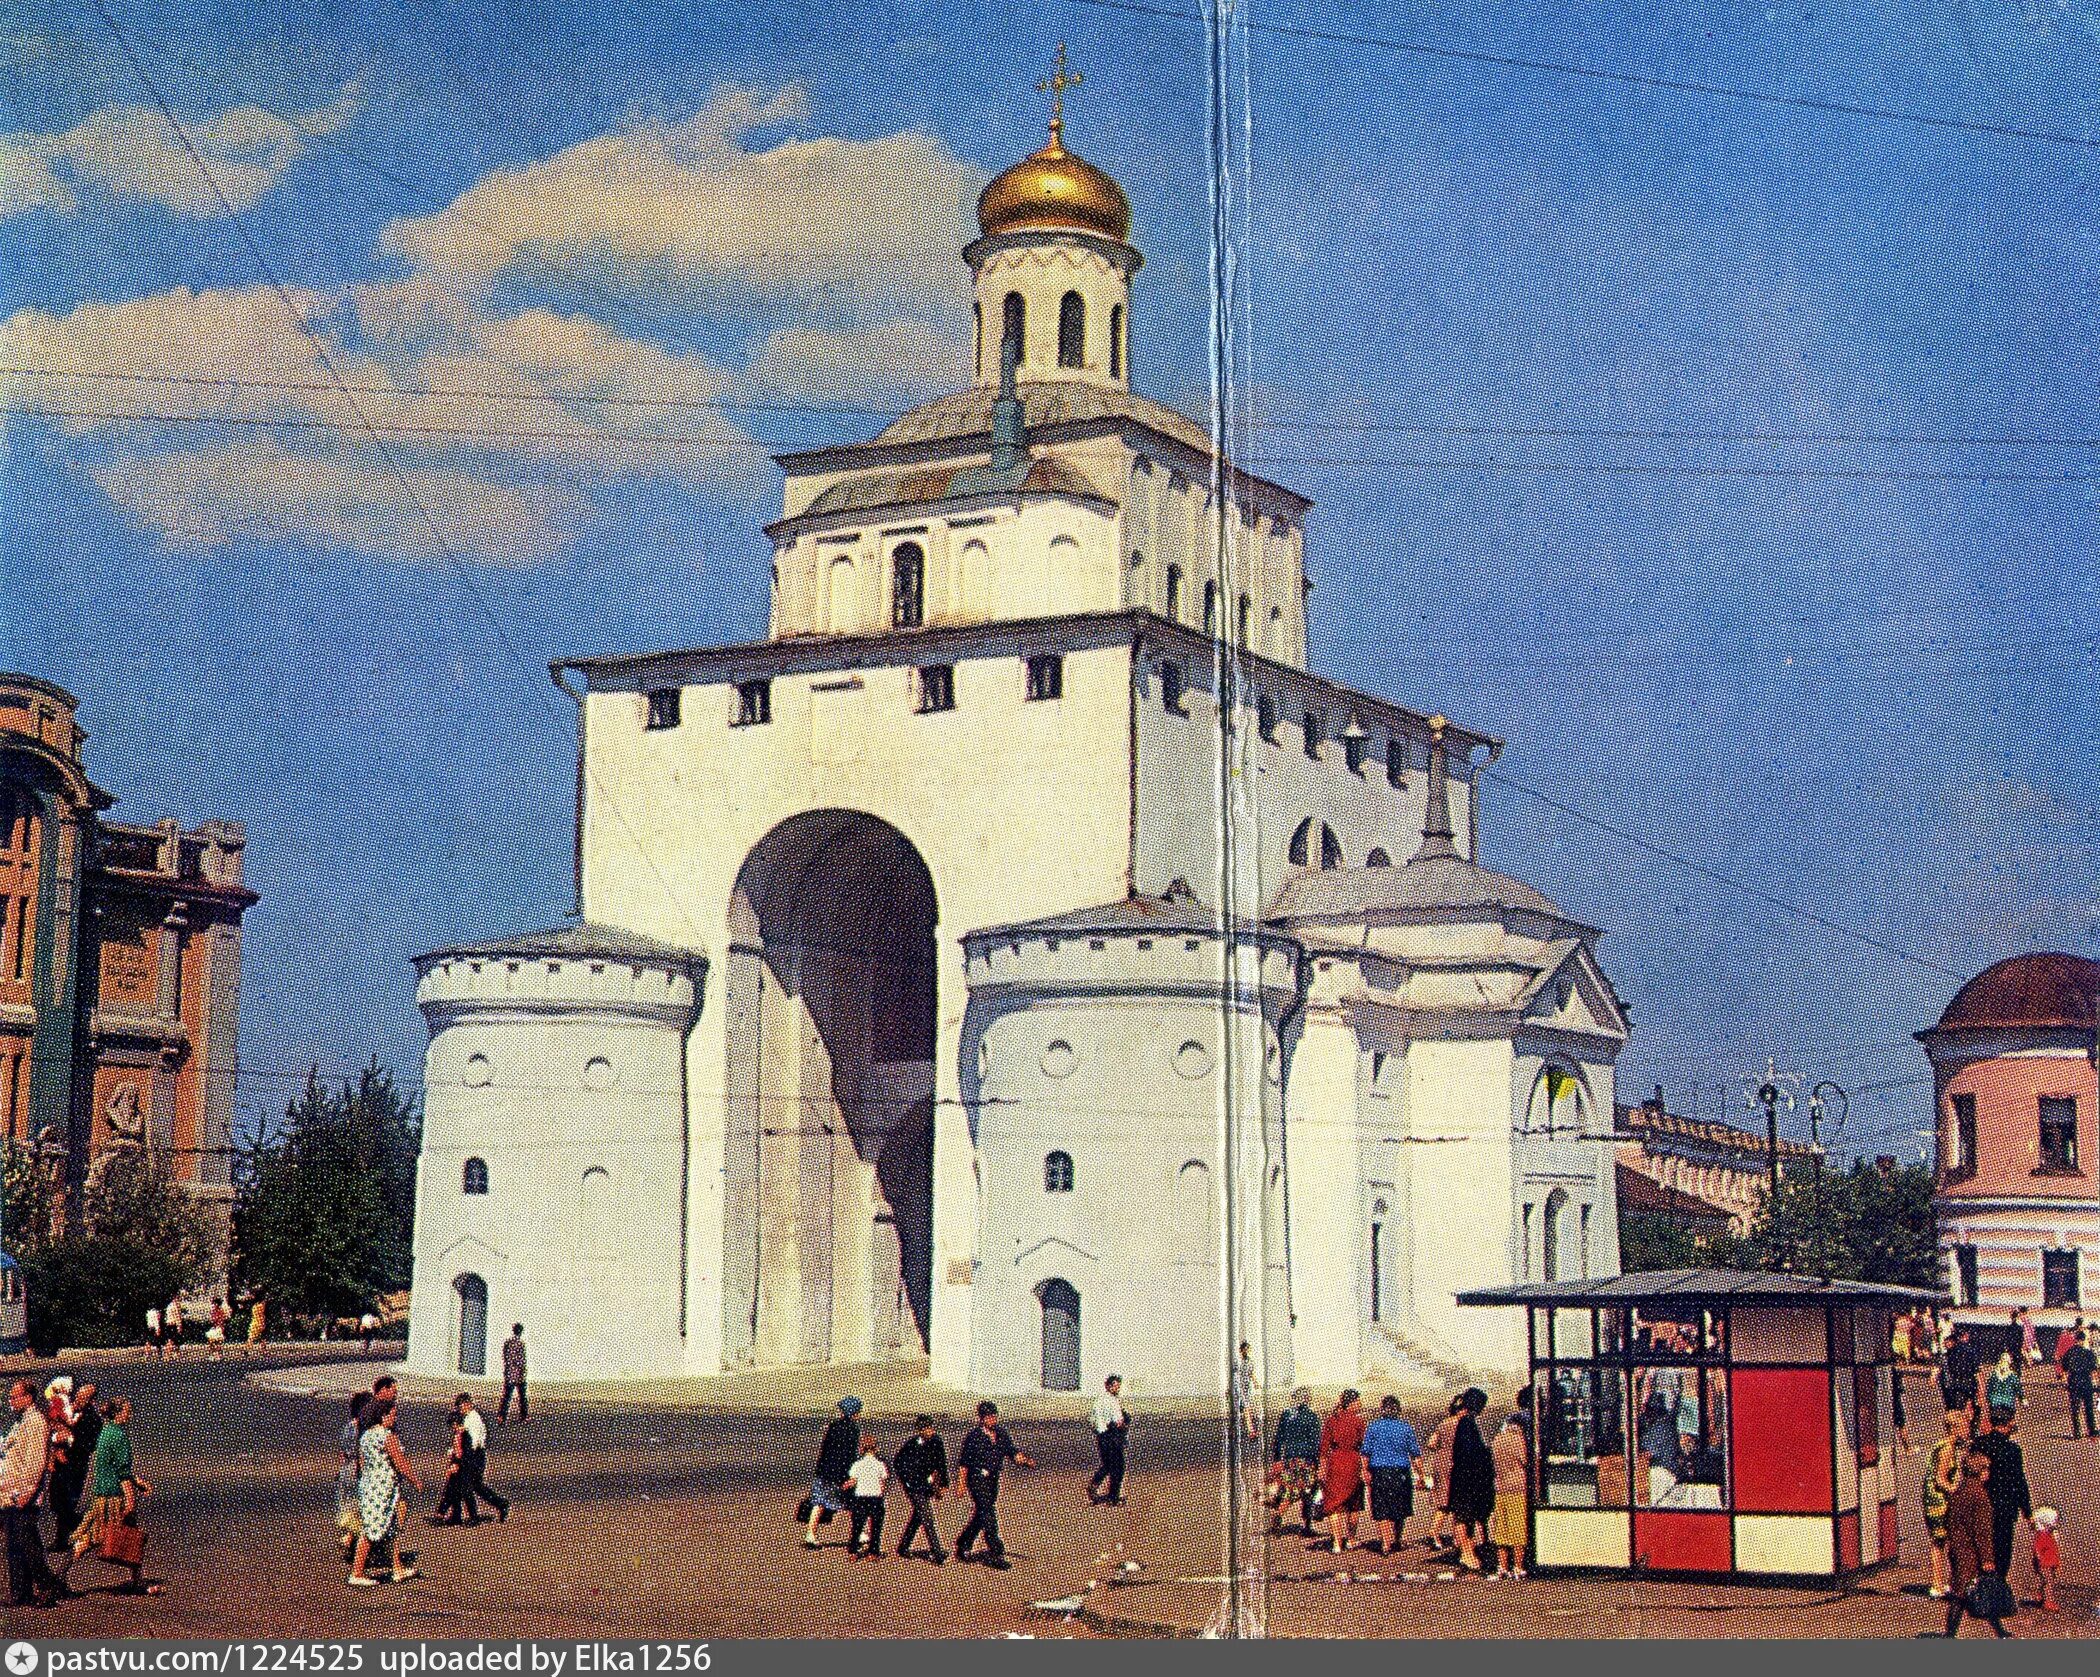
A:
[
  {"left": 4, "top": 1374, "right": 157, "bottom": 1608},
  {"left": 1265, "top": 1384, "right": 1533, "bottom": 1577},
  {"left": 800, "top": 1395, "right": 1037, "bottom": 1567},
  {"left": 1920, "top": 1313, "right": 2087, "bottom": 1637},
  {"left": 330, "top": 1373, "right": 516, "bottom": 1588}
]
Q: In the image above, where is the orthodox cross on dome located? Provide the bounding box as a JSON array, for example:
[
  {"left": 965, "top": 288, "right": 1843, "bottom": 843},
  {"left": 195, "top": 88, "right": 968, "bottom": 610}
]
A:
[{"left": 1037, "top": 41, "right": 1082, "bottom": 144}]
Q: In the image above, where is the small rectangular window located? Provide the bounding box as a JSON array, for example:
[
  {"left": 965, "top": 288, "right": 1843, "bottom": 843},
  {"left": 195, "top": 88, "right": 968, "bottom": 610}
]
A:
[
  {"left": 1257, "top": 695, "right": 1278, "bottom": 741},
  {"left": 733, "top": 678, "right": 772, "bottom": 727},
  {"left": 917, "top": 664, "right": 955, "bottom": 713},
  {"left": 2043, "top": 1248, "right": 2081, "bottom": 1308},
  {"left": 1026, "top": 654, "right": 1063, "bottom": 702},
  {"left": 1344, "top": 734, "right": 1367, "bottom": 774},
  {"left": 2039, "top": 1096, "right": 2078, "bottom": 1173},
  {"left": 1386, "top": 738, "right": 1408, "bottom": 787},
  {"left": 1302, "top": 711, "right": 1324, "bottom": 760},
  {"left": 645, "top": 688, "right": 681, "bottom": 730},
  {"left": 1159, "top": 660, "right": 1186, "bottom": 714},
  {"left": 1951, "top": 1092, "right": 1978, "bottom": 1178}
]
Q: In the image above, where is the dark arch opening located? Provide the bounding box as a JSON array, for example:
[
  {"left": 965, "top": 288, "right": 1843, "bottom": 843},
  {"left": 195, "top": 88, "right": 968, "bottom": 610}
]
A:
[
  {"left": 891, "top": 542, "right": 925, "bottom": 628},
  {"left": 1002, "top": 291, "right": 1025, "bottom": 365},
  {"left": 1109, "top": 303, "right": 1124, "bottom": 378},
  {"left": 726, "top": 811, "right": 938, "bottom": 1368},
  {"left": 1058, "top": 291, "right": 1085, "bottom": 368}
]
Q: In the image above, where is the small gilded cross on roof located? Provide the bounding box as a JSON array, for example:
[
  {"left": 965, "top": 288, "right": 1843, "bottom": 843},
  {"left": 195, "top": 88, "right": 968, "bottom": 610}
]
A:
[{"left": 1038, "top": 41, "right": 1081, "bottom": 143}]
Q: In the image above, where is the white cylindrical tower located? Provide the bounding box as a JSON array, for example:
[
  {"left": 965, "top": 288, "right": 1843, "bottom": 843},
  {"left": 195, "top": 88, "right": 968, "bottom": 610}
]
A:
[{"left": 404, "top": 925, "right": 704, "bottom": 1384}]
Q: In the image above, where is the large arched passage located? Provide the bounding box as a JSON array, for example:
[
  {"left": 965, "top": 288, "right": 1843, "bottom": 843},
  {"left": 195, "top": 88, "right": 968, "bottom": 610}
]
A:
[{"left": 722, "top": 811, "right": 937, "bottom": 1369}]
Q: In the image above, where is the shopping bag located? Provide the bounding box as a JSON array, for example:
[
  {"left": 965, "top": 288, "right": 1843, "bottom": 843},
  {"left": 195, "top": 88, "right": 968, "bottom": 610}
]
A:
[{"left": 102, "top": 1517, "right": 145, "bottom": 1567}]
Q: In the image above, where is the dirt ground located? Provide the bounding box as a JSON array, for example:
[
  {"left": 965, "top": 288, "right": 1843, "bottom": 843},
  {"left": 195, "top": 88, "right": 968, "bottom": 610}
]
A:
[{"left": 3, "top": 1355, "right": 2092, "bottom": 1639}]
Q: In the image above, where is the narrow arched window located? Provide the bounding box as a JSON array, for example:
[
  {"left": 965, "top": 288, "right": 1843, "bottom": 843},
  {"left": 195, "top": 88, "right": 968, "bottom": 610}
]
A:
[
  {"left": 462, "top": 1156, "right": 489, "bottom": 1196},
  {"left": 1320, "top": 827, "right": 1344, "bottom": 870},
  {"left": 1058, "top": 291, "right": 1085, "bottom": 368},
  {"left": 1003, "top": 291, "right": 1025, "bottom": 364},
  {"left": 1366, "top": 847, "right": 1391, "bottom": 868},
  {"left": 891, "top": 542, "right": 925, "bottom": 628},
  {"left": 1164, "top": 563, "right": 1182, "bottom": 620},
  {"left": 1045, "top": 1149, "right": 1075, "bottom": 1193},
  {"left": 1202, "top": 580, "right": 1218, "bottom": 636},
  {"left": 1237, "top": 593, "right": 1252, "bottom": 646},
  {"left": 1287, "top": 818, "right": 1314, "bottom": 867},
  {"left": 1109, "top": 303, "right": 1124, "bottom": 378},
  {"left": 973, "top": 301, "right": 983, "bottom": 380}
]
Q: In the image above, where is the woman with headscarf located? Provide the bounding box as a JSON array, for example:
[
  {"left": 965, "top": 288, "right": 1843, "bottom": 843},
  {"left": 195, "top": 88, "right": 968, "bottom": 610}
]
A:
[
  {"left": 41, "top": 1378, "right": 78, "bottom": 1553},
  {"left": 1444, "top": 1387, "right": 1496, "bottom": 1573},
  {"left": 1269, "top": 1388, "right": 1322, "bottom": 1536},
  {"left": 804, "top": 1396, "right": 862, "bottom": 1549},
  {"left": 1423, "top": 1394, "right": 1462, "bottom": 1553},
  {"left": 1317, "top": 1390, "right": 1367, "bottom": 1554}
]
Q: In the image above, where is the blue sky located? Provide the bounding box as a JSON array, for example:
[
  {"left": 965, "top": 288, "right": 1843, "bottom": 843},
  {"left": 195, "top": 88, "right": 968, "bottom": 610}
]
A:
[{"left": 3, "top": 0, "right": 2095, "bottom": 1161}]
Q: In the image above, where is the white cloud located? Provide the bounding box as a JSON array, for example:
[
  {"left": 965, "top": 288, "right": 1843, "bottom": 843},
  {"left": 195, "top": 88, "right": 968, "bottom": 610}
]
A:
[
  {"left": 379, "top": 83, "right": 980, "bottom": 318},
  {"left": 4, "top": 280, "right": 769, "bottom": 558},
  {"left": 0, "top": 81, "right": 358, "bottom": 221},
  {"left": 3, "top": 83, "right": 995, "bottom": 560},
  {"left": 87, "top": 436, "right": 580, "bottom": 563},
  {"left": 738, "top": 318, "right": 963, "bottom": 406}
]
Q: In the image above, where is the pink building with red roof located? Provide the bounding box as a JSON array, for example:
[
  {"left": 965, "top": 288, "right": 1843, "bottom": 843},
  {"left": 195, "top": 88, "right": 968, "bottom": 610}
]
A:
[{"left": 1918, "top": 952, "right": 2099, "bottom": 1330}]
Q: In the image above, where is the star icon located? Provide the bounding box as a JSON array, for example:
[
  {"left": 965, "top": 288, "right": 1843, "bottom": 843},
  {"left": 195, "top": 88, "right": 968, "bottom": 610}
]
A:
[{"left": 6, "top": 1641, "right": 39, "bottom": 1675}]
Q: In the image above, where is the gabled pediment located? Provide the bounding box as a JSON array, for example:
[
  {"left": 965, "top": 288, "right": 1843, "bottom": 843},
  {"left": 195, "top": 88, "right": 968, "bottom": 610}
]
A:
[{"left": 1519, "top": 942, "right": 1629, "bottom": 1041}]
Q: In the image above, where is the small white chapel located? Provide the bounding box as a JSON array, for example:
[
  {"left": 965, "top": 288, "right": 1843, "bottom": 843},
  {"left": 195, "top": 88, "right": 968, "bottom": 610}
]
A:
[{"left": 405, "top": 62, "right": 1631, "bottom": 1397}]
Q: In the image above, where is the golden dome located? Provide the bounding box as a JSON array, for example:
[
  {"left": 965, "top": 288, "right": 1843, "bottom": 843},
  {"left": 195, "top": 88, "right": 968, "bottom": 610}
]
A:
[{"left": 976, "top": 127, "right": 1131, "bottom": 243}]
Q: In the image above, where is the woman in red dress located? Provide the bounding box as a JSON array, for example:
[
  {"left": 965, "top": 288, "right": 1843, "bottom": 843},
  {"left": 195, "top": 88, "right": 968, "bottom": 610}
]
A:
[{"left": 1318, "top": 1389, "right": 1368, "bottom": 1554}]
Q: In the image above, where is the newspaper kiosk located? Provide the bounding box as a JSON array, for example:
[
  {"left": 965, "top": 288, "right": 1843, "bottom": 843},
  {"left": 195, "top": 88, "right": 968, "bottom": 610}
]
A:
[{"left": 1456, "top": 1269, "right": 1941, "bottom": 1582}]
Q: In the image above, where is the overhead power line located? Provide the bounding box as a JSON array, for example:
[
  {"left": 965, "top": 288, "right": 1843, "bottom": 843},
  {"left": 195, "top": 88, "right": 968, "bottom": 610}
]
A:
[
  {"left": 13, "top": 364, "right": 2100, "bottom": 455},
  {"left": 21, "top": 404, "right": 2100, "bottom": 487},
  {"left": 1482, "top": 767, "right": 1966, "bottom": 980},
  {"left": 1072, "top": 0, "right": 2100, "bottom": 153}
]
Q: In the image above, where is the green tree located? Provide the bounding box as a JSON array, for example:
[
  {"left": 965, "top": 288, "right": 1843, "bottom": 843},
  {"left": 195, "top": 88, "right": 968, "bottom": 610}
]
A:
[
  {"left": 18, "top": 1150, "right": 212, "bottom": 1353},
  {"left": 1619, "top": 1208, "right": 1740, "bottom": 1273},
  {"left": 1732, "top": 1158, "right": 1937, "bottom": 1287},
  {"left": 230, "top": 1060, "right": 421, "bottom": 1323}
]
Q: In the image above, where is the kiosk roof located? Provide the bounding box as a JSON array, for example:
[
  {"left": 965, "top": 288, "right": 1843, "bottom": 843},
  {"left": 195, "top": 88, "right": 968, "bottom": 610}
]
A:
[{"left": 1455, "top": 1268, "right": 1943, "bottom": 1308}]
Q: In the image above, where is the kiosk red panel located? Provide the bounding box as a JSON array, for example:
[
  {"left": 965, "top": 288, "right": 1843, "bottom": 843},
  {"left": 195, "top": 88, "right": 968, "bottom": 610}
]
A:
[
  {"left": 1878, "top": 1501, "right": 1899, "bottom": 1561},
  {"left": 1836, "top": 1509, "right": 1861, "bottom": 1572},
  {"left": 1634, "top": 1511, "right": 1732, "bottom": 1574},
  {"left": 1730, "top": 1367, "right": 1833, "bottom": 1513}
]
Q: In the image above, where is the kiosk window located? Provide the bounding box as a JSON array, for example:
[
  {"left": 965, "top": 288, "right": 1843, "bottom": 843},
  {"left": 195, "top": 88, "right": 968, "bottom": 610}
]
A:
[
  {"left": 1552, "top": 1307, "right": 1595, "bottom": 1361},
  {"left": 1631, "top": 1305, "right": 1721, "bottom": 1359},
  {"left": 1633, "top": 1365, "right": 1729, "bottom": 1510},
  {"left": 1536, "top": 1366, "right": 1629, "bottom": 1509}
]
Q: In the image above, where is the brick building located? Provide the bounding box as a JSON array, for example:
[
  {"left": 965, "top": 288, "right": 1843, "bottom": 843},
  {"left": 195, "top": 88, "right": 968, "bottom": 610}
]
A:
[
  {"left": 0, "top": 674, "right": 256, "bottom": 1255},
  {"left": 1614, "top": 1086, "right": 1820, "bottom": 1235}
]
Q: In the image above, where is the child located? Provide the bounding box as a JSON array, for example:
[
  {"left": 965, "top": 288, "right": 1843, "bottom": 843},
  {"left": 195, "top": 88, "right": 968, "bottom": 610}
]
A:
[
  {"left": 2032, "top": 1506, "right": 2060, "bottom": 1613},
  {"left": 845, "top": 1437, "right": 889, "bottom": 1559},
  {"left": 432, "top": 1405, "right": 474, "bottom": 1525}
]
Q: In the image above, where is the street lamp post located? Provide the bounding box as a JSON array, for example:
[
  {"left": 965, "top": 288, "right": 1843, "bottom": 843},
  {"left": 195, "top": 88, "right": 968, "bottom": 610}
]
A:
[{"left": 1742, "top": 1057, "right": 1801, "bottom": 1209}]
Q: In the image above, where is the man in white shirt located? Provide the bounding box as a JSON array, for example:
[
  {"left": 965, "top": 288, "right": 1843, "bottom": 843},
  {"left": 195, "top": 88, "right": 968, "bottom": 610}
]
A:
[
  {"left": 3, "top": 1378, "right": 59, "bottom": 1606},
  {"left": 455, "top": 1394, "right": 507, "bottom": 1523},
  {"left": 1089, "top": 1374, "right": 1130, "bottom": 1505}
]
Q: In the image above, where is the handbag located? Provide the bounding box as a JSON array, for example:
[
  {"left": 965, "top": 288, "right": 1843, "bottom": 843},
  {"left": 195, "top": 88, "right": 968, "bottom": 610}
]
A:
[
  {"left": 1967, "top": 1572, "right": 2015, "bottom": 1620},
  {"left": 101, "top": 1516, "right": 145, "bottom": 1567}
]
